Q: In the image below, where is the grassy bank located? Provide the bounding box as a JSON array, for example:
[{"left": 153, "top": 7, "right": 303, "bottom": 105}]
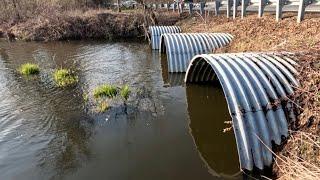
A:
[{"left": 177, "top": 13, "right": 320, "bottom": 179}]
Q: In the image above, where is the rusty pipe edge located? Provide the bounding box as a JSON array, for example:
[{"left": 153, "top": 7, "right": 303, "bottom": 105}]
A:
[
  {"left": 159, "top": 33, "right": 233, "bottom": 72},
  {"left": 184, "top": 52, "right": 299, "bottom": 171},
  {"left": 149, "top": 26, "right": 181, "bottom": 50}
]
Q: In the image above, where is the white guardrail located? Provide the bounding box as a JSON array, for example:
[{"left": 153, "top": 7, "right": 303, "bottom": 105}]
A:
[{"left": 147, "top": 0, "right": 320, "bottom": 23}]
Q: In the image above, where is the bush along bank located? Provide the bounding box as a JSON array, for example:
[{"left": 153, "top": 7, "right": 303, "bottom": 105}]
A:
[{"left": 5, "top": 9, "right": 182, "bottom": 41}]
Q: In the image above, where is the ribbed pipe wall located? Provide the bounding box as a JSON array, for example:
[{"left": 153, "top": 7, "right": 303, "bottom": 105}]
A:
[
  {"left": 149, "top": 26, "right": 181, "bottom": 50},
  {"left": 160, "top": 33, "right": 233, "bottom": 72},
  {"left": 185, "top": 52, "right": 299, "bottom": 170}
]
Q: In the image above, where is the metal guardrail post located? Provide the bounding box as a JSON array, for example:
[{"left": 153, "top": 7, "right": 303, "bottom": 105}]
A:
[
  {"left": 189, "top": 3, "right": 194, "bottom": 15},
  {"left": 200, "top": 2, "right": 206, "bottom": 16},
  {"left": 227, "top": 0, "right": 232, "bottom": 18},
  {"left": 181, "top": 2, "right": 185, "bottom": 13},
  {"left": 298, "top": 0, "right": 307, "bottom": 23},
  {"left": 233, "top": 0, "right": 240, "bottom": 19},
  {"left": 276, "top": 0, "right": 284, "bottom": 21},
  {"left": 259, "top": 0, "right": 266, "bottom": 17},
  {"left": 241, "top": 0, "right": 249, "bottom": 18},
  {"left": 215, "top": 0, "right": 221, "bottom": 15}
]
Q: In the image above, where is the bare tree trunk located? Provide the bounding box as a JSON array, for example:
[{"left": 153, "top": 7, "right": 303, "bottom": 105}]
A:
[{"left": 117, "top": 0, "right": 121, "bottom": 12}]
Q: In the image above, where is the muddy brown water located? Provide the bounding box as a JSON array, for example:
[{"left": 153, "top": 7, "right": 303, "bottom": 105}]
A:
[{"left": 0, "top": 40, "right": 241, "bottom": 180}]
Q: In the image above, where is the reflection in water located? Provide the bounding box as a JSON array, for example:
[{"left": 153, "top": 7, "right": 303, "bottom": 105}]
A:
[
  {"left": 186, "top": 84, "right": 241, "bottom": 178},
  {"left": 0, "top": 42, "right": 93, "bottom": 179},
  {"left": 160, "top": 53, "right": 185, "bottom": 87},
  {"left": 0, "top": 40, "right": 241, "bottom": 180}
]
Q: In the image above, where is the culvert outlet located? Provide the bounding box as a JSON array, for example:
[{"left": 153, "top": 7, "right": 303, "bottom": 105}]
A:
[
  {"left": 184, "top": 52, "right": 299, "bottom": 171},
  {"left": 160, "top": 33, "right": 233, "bottom": 72},
  {"left": 149, "top": 26, "right": 181, "bottom": 50}
]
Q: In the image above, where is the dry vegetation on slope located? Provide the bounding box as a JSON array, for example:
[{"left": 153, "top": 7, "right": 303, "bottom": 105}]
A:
[
  {"left": 177, "top": 12, "right": 320, "bottom": 52},
  {"left": 0, "top": 9, "right": 181, "bottom": 41}
]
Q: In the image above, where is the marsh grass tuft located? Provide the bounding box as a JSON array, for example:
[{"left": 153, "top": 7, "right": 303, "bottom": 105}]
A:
[
  {"left": 18, "top": 63, "right": 40, "bottom": 76},
  {"left": 53, "top": 68, "right": 78, "bottom": 87},
  {"left": 96, "top": 100, "right": 109, "bottom": 113},
  {"left": 83, "top": 93, "right": 89, "bottom": 102},
  {"left": 120, "top": 85, "right": 130, "bottom": 100},
  {"left": 93, "top": 84, "right": 118, "bottom": 99}
]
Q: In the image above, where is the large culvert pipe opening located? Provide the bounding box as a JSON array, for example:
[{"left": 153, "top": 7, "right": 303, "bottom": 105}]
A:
[
  {"left": 185, "top": 53, "right": 299, "bottom": 172},
  {"left": 159, "top": 33, "right": 233, "bottom": 73},
  {"left": 149, "top": 26, "right": 181, "bottom": 50}
]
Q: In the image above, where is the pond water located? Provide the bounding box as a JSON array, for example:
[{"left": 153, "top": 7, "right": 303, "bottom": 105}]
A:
[{"left": 0, "top": 40, "right": 241, "bottom": 180}]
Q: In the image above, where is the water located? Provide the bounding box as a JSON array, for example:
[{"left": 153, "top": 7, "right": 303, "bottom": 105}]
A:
[{"left": 0, "top": 40, "right": 240, "bottom": 180}]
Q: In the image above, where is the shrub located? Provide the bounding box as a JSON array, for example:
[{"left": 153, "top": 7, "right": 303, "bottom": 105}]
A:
[
  {"left": 53, "top": 68, "right": 78, "bottom": 87},
  {"left": 18, "top": 63, "right": 40, "bottom": 75},
  {"left": 93, "top": 84, "right": 118, "bottom": 99}
]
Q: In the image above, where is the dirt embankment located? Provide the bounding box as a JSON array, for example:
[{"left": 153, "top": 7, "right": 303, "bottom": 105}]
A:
[
  {"left": 177, "top": 13, "right": 320, "bottom": 52},
  {"left": 177, "top": 13, "right": 320, "bottom": 179},
  {"left": 1, "top": 9, "right": 182, "bottom": 41}
]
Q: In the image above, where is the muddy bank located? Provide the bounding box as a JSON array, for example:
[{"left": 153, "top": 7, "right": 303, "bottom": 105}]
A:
[
  {"left": 177, "top": 13, "right": 320, "bottom": 179},
  {"left": 2, "top": 9, "right": 182, "bottom": 41}
]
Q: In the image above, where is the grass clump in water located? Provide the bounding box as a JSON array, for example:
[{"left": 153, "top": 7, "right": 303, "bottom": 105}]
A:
[
  {"left": 96, "top": 100, "right": 109, "bottom": 113},
  {"left": 53, "top": 68, "right": 78, "bottom": 87},
  {"left": 120, "top": 85, "right": 130, "bottom": 100},
  {"left": 93, "top": 84, "right": 118, "bottom": 99},
  {"left": 18, "top": 63, "right": 40, "bottom": 76},
  {"left": 83, "top": 93, "right": 89, "bottom": 102}
]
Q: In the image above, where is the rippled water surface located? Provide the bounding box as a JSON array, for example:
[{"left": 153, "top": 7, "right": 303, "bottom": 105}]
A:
[{"left": 0, "top": 40, "right": 240, "bottom": 180}]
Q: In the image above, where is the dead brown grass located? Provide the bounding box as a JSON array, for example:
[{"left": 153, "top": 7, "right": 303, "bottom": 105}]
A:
[
  {"left": 5, "top": 9, "right": 181, "bottom": 41},
  {"left": 273, "top": 49, "right": 320, "bottom": 179},
  {"left": 177, "top": 13, "right": 320, "bottom": 52},
  {"left": 274, "top": 131, "right": 320, "bottom": 180}
]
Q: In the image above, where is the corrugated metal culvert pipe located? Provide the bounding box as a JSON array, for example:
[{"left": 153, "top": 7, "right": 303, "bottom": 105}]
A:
[
  {"left": 159, "top": 33, "right": 233, "bottom": 72},
  {"left": 149, "top": 26, "right": 181, "bottom": 50},
  {"left": 184, "top": 52, "right": 299, "bottom": 171}
]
